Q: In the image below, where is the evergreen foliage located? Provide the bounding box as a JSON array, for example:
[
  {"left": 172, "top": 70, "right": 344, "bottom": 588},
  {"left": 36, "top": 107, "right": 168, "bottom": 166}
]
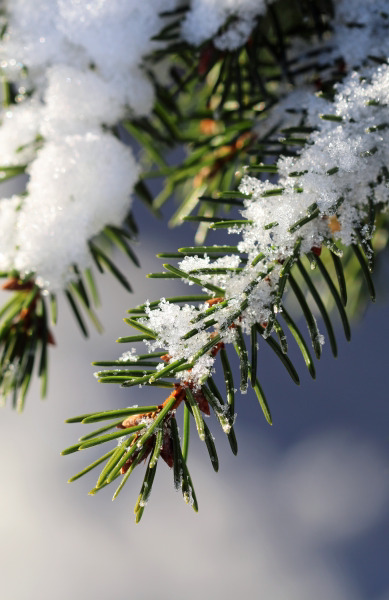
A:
[{"left": 0, "top": 0, "right": 388, "bottom": 521}]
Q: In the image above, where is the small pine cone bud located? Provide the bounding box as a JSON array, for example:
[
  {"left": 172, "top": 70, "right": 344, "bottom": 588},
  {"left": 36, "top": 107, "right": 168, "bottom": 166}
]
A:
[
  {"left": 120, "top": 455, "right": 135, "bottom": 474},
  {"left": 198, "top": 43, "right": 216, "bottom": 76},
  {"left": 19, "top": 307, "right": 30, "bottom": 320},
  {"left": 199, "top": 119, "right": 219, "bottom": 136},
  {"left": 314, "top": 77, "right": 323, "bottom": 91},
  {"left": 311, "top": 246, "right": 322, "bottom": 257},
  {"left": 235, "top": 131, "right": 255, "bottom": 150},
  {"left": 211, "top": 341, "right": 225, "bottom": 357},
  {"left": 160, "top": 433, "right": 174, "bottom": 468},
  {"left": 328, "top": 215, "right": 341, "bottom": 233},
  {"left": 336, "top": 58, "right": 347, "bottom": 74},
  {"left": 117, "top": 413, "right": 146, "bottom": 430},
  {"left": 206, "top": 297, "right": 224, "bottom": 307},
  {"left": 121, "top": 440, "right": 153, "bottom": 474},
  {"left": 193, "top": 165, "right": 211, "bottom": 188},
  {"left": 2, "top": 277, "right": 34, "bottom": 291},
  {"left": 194, "top": 390, "right": 210, "bottom": 416},
  {"left": 47, "top": 329, "right": 56, "bottom": 346}
]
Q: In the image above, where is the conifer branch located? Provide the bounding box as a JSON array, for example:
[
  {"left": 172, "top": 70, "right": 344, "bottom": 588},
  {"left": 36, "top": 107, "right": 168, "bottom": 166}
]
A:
[
  {"left": 1, "top": 0, "right": 389, "bottom": 522},
  {"left": 65, "top": 59, "right": 389, "bottom": 518}
]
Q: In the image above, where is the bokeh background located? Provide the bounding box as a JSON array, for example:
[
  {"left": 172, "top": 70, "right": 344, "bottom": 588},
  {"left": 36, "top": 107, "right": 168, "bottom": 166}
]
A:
[{"left": 0, "top": 175, "right": 388, "bottom": 600}]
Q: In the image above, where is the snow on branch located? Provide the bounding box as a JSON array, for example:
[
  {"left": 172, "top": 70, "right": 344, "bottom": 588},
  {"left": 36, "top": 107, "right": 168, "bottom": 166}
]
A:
[
  {"left": 0, "top": 0, "right": 388, "bottom": 291},
  {"left": 121, "top": 63, "right": 389, "bottom": 385},
  {"left": 0, "top": 0, "right": 178, "bottom": 289},
  {"left": 54, "top": 0, "right": 389, "bottom": 519},
  {"left": 181, "top": 0, "right": 274, "bottom": 50}
]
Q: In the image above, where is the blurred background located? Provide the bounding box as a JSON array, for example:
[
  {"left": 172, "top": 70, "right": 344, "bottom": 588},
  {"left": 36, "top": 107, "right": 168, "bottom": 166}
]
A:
[{"left": 0, "top": 175, "right": 389, "bottom": 600}]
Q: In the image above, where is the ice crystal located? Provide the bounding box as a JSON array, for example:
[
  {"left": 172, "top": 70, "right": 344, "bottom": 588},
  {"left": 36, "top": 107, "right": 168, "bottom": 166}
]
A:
[{"left": 119, "top": 349, "right": 139, "bottom": 363}]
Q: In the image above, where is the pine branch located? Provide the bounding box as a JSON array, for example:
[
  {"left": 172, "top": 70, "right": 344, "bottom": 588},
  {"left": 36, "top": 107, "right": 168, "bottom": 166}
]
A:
[
  {"left": 63, "top": 45, "right": 389, "bottom": 518},
  {"left": 2, "top": 0, "right": 389, "bottom": 521},
  {"left": 0, "top": 213, "right": 141, "bottom": 407},
  {"left": 64, "top": 235, "right": 376, "bottom": 519},
  {"left": 132, "top": 0, "right": 338, "bottom": 243}
]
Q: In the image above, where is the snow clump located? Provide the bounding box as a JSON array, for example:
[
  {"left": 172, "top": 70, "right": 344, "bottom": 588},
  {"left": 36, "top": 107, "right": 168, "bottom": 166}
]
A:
[
  {"left": 181, "top": 0, "right": 274, "bottom": 50},
  {"left": 0, "top": 0, "right": 178, "bottom": 290}
]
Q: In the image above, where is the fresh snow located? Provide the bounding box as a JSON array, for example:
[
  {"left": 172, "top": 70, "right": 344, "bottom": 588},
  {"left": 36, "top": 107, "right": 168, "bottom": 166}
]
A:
[
  {"left": 0, "top": 0, "right": 178, "bottom": 289},
  {"left": 0, "top": 0, "right": 388, "bottom": 303}
]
